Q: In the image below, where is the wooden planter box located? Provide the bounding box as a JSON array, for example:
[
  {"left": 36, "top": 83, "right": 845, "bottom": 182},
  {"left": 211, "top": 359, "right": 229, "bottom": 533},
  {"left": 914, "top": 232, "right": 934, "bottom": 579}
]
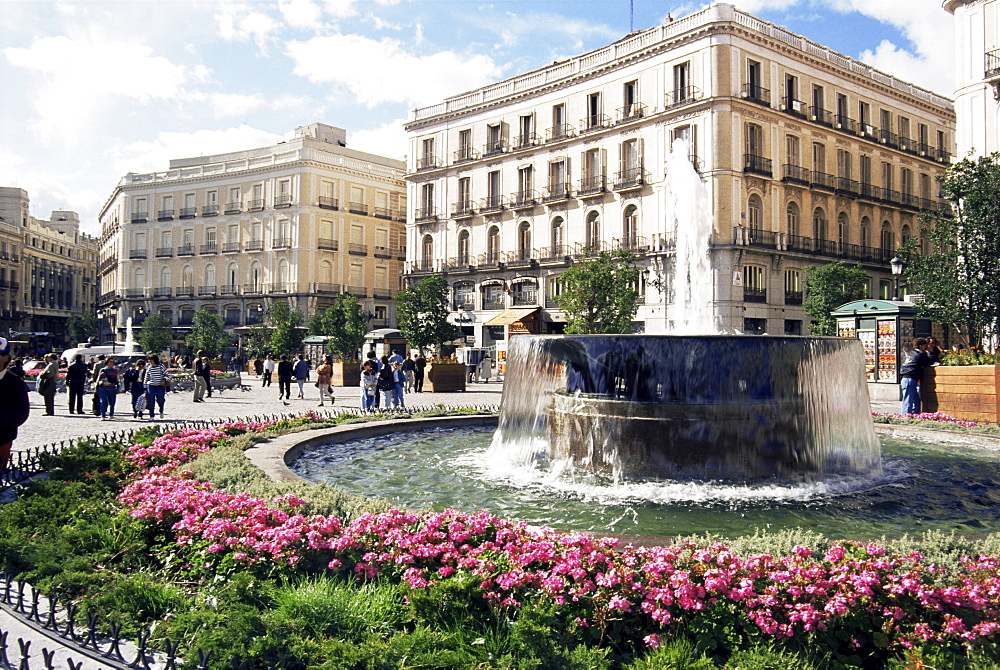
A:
[
  {"left": 331, "top": 362, "right": 361, "bottom": 387},
  {"left": 923, "top": 365, "right": 1000, "bottom": 423},
  {"left": 425, "top": 362, "right": 466, "bottom": 392}
]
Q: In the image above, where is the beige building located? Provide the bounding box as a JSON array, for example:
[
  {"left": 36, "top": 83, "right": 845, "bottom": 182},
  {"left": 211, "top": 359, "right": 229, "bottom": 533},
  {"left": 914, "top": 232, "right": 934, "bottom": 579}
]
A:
[
  {"left": 0, "top": 188, "right": 27, "bottom": 336},
  {"left": 404, "top": 2, "right": 955, "bottom": 346},
  {"left": 945, "top": 0, "right": 1000, "bottom": 157},
  {"left": 98, "top": 123, "right": 407, "bottom": 349},
  {"left": 21, "top": 211, "right": 99, "bottom": 347}
]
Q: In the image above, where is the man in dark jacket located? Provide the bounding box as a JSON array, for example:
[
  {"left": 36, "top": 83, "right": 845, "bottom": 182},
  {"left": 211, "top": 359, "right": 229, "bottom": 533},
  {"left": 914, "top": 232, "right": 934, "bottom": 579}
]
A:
[
  {"left": 65, "top": 353, "right": 89, "bottom": 414},
  {"left": 0, "top": 337, "right": 30, "bottom": 473},
  {"left": 277, "top": 354, "right": 294, "bottom": 403},
  {"left": 414, "top": 354, "right": 426, "bottom": 392},
  {"left": 900, "top": 338, "right": 931, "bottom": 415}
]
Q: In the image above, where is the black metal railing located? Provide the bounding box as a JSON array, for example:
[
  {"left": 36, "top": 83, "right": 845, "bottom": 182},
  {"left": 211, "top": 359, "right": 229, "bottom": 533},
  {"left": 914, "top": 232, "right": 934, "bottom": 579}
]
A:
[
  {"left": 666, "top": 86, "right": 702, "bottom": 107},
  {"left": 416, "top": 156, "right": 441, "bottom": 170},
  {"left": 743, "top": 287, "right": 767, "bottom": 303},
  {"left": 616, "top": 103, "right": 647, "bottom": 123},
  {"left": 579, "top": 114, "right": 610, "bottom": 133},
  {"left": 451, "top": 201, "right": 476, "bottom": 218},
  {"left": 742, "top": 83, "right": 770, "bottom": 106},
  {"left": 614, "top": 167, "right": 644, "bottom": 190},
  {"left": 578, "top": 175, "right": 607, "bottom": 196},
  {"left": 510, "top": 190, "right": 538, "bottom": 209},
  {"left": 453, "top": 146, "right": 480, "bottom": 163},
  {"left": 479, "top": 195, "right": 506, "bottom": 213},
  {"left": 180, "top": 207, "right": 197, "bottom": 218},
  {"left": 743, "top": 154, "right": 772, "bottom": 177},
  {"left": 157, "top": 209, "right": 174, "bottom": 221},
  {"left": 511, "top": 132, "right": 540, "bottom": 150},
  {"left": 224, "top": 201, "right": 241, "bottom": 214},
  {"left": 810, "top": 106, "right": 833, "bottom": 126},
  {"left": 414, "top": 206, "right": 439, "bottom": 222},
  {"left": 783, "top": 164, "right": 810, "bottom": 184},
  {"left": 546, "top": 123, "right": 576, "bottom": 142},
  {"left": 318, "top": 196, "right": 338, "bottom": 210},
  {"left": 542, "top": 183, "right": 572, "bottom": 203}
]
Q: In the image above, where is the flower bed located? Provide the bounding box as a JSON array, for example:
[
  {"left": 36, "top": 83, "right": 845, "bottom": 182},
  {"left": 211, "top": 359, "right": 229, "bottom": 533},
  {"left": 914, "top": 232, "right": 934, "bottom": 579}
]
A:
[{"left": 102, "top": 414, "right": 1000, "bottom": 665}]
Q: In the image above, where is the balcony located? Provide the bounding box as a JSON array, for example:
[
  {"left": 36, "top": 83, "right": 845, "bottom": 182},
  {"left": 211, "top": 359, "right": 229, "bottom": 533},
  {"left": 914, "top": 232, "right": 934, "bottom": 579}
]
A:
[
  {"left": 374, "top": 245, "right": 392, "bottom": 259},
  {"left": 316, "top": 283, "right": 341, "bottom": 294},
  {"left": 542, "top": 183, "right": 572, "bottom": 203},
  {"left": 153, "top": 287, "right": 172, "bottom": 298},
  {"left": 222, "top": 242, "right": 241, "bottom": 253},
  {"left": 453, "top": 146, "right": 480, "bottom": 163},
  {"left": 546, "top": 123, "right": 576, "bottom": 142},
  {"left": 785, "top": 290, "right": 803, "bottom": 306},
  {"left": 248, "top": 199, "right": 264, "bottom": 212},
  {"left": 225, "top": 202, "right": 241, "bottom": 214},
  {"left": 414, "top": 206, "right": 439, "bottom": 223},
  {"left": 131, "top": 212, "right": 149, "bottom": 223},
  {"left": 347, "top": 285, "right": 368, "bottom": 297},
  {"left": 613, "top": 167, "right": 645, "bottom": 191},
  {"left": 373, "top": 206, "right": 392, "bottom": 220},
  {"left": 157, "top": 209, "right": 174, "bottom": 221},
  {"left": 879, "top": 129, "right": 899, "bottom": 148},
  {"left": 512, "top": 132, "right": 540, "bottom": 150},
  {"left": 986, "top": 48, "right": 1000, "bottom": 79},
  {"left": 506, "top": 248, "right": 535, "bottom": 268},
  {"left": 202, "top": 204, "right": 219, "bottom": 217},
  {"left": 810, "top": 106, "right": 833, "bottom": 127},
  {"left": 416, "top": 155, "right": 441, "bottom": 171},
  {"left": 410, "top": 260, "right": 435, "bottom": 273},
  {"left": 180, "top": 207, "right": 197, "bottom": 218},
  {"left": 835, "top": 115, "right": 856, "bottom": 133},
  {"left": 510, "top": 190, "right": 538, "bottom": 210},
  {"left": 200, "top": 243, "right": 218, "bottom": 255},
  {"left": 613, "top": 236, "right": 649, "bottom": 253},
  {"left": 125, "top": 288, "right": 147, "bottom": 298},
  {"left": 858, "top": 182, "right": 879, "bottom": 201},
  {"left": 243, "top": 284, "right": 264, "bottom": 295},
  {"left": 246, "top": 240, "right": 264, "bottom": 252},
  {"left": 479, "top": 195, "right": 507, "bottom": 214},
  {"left": 483, "top": 139, "right": 509, "bottom": 157},
  {"left": 453, "top": 298, "right": 476, "bottom": 311},
  {"left": 512, "top": 288, "right": 538, "bottom": 307},
  {"left": 318, "top": 238, "right": 338, "bottom": 251},
  {"left": 224, "top": 317, "right": 241, "bottom": 326},
  {"left": 477, "top": 253, "right": 504, "bottom": 271},
  {"left": 578, "top": 175, "right": 607, "bottom": 197},
  {"left": 899, "top": 193, "right": 920, "bottom": 210},
  {"left": 128, "top": 249, "right": 148, "bottom": 259},
  {"left": 349, "top": 202, "right": 367, "bottom": 215},
  {"left": 272, "top": 237, "right": 292, "bottom": 249},
  {"left": 177, "top": 244, "right": 194, "bottom": 256},
  {"left": 781, "top": 98, "right": 807, "bottom": 117},
  {"left": 743, "top": 154, "right": 773, "bottom": 177},
  {"left": 451, "top": 200, "right": 476, "bottom": 219},
  {"left": 318, "top": 196, "right": 338, "bottom": 210},
  {"left": 198, "top": 285, "right": 217, "bottom": 297},
  {"left": 270, "top": 283, "right": 289, "bottom": 294},
  {"left": 579, "top": 114, "right": 610, "bottom": 134},
  {"left": 275, "top": 194, "right": 293, "bottom": 208},
  {"left": 811, "top": 171, "right": 836, "bottom": 191},
  {"left": 666, "top": 85, "right": 702, "bottom": 108},
  {"left": 175, "top": 286, "right": 194, "bottom": 297},
  {"left": 899, "top": 136, "right": 917, "bottom": 154},
  {"left": 373, "top": 287, "right": 396, "bottom": 299},
  {"left": 836, "top": 177, "right": 859, "bottom": 196},
  {"left": 220, "top": 284, "right": 238, "bottom": 295},
  {"left": 743, "top": 287, "right": 767, "bottom": 303},
  {"left": 616, "top": 103, "right": 646, "bottom": 123},
  {"left": 782, "top": 164, "right": 810, "bottom": 185},
  {"left": 935, "top": 148, "right": 951, "bottom": 163},
  {"left": 348, "top": 243, "right": 368, "bottom": 255},
  {"left": 734, "top": 227, "right": 778, "bottom": 249},
  {"left": 742, "top": 83, "right": 770, "bottom": 106}
]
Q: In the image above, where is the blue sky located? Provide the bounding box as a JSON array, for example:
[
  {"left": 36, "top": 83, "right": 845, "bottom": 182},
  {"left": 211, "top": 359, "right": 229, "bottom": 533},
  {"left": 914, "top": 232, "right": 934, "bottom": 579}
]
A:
[{"left": 0, "top": 0, "right": 955, "bottom": 235}]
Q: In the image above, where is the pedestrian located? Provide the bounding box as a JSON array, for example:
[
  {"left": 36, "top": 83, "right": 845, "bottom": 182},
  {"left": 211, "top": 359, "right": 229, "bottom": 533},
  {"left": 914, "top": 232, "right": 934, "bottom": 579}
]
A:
[
  {"left": 8, "top": 359, "right": 24, "bottom": 379},
  {"left": 376, "top": 356, "right": 394, "bottom": 408},
  {"left": 391, "top": 360, "right": 406, "bottom": 409},
  {"left": 96, "top": 357, "right": 120, "bottom": 420},
  {"left": 277, "top": 354, "right": 293, "bottom": 403},
  {"left": 0, "top": 337, "right": 30, "bottom": 473},
  {"left": 293, "top": 353, "right": 310, "bottom": 399},
  {"left": 254, "top": 355, "right": 264, "bottom": 377},
  {"left": 927, "top": 337, "right": 943, "bottom": 365},
  {"left": 361, "top": 360, "right": 378, "bottom": 411},
  {"left": 479, "top": 354, "right": 492, "bottom": 383},
  {"left": 388, "top": 349, "right": 404, "bottom": 366},
  {"left": 122, "top": 358, "right": 147, "bottom": 418},
  {"left": 414, "top": 353, "right": 426, "bottom": 392},
  {"left": 193, "top": 350, "right": 208, "bottom": 403},
  {"left": 262, "top": 354, "right": 275, "bottom": 387},
  {"left": 144, "top": 354, "right": 169, "bottom": 420},
  {"left": 65, "top": 353, "right": 88, "bottom": 414},
  {"left": 38, "top": 352, "right": 59, "bottom": 416},
  {"left": 202, "top": 355, "right": 214, "bottom": 398},
  {"left": 316, "top": 355, "right": 334, "bottom": 407},
  {"left": 91, "top": 354, "right": 107, "bottom": 416},
  {"left": 900, "top": 338, "right": 932, "bottom": 415},
  {"left": 402, "top": 353, "right": 415, "bottom": 393}
]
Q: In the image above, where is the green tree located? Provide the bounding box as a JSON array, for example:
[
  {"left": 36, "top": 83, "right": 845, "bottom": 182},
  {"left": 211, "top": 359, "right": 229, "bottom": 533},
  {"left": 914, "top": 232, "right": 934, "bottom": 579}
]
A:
[
  {"left": 67, "top": 313, "right": 98, "bottom": 345},
  {"left": 802, "top": 261, "right": 869, "bottom": 335},
  {"left": 267, "top": 300, "right": 305, "bottom": 354},
  {"left": 136, "top": 312, "right": 173, "bottom": 354},
  {"left": 905, "top": 153, "right": 1000, "bottom": 348},
  {"left": 556, "top": 249, "right": 640, "bottom": 334},
  {"left": 309, "top": 294, "right": 368, "bottom": 360},
  {"left": 245, "top": 322, "right": 270, "bottom": 357},
  {"left": 185, "top": 310, "right": 231, "bottom": 358},
  {"left": 396, "top": 275, "right": 459, "bottom": 354}
]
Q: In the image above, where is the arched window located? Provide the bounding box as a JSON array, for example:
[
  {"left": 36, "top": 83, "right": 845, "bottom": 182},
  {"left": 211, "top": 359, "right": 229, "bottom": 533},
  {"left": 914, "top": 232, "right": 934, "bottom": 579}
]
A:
[
  {"left": 487, "top": 226, "right": 500, "bottom": 263},
  {"left": 277, "top": 259, "right": 289, "bottom": 289},
  {"left": 421, "top": 234, "right": 433, "bottom": 268},
  {"left": 812, "top": 207, "right": 827, "bottom": 242},
  {"left": 623, "top": 204, "right": 639, "bottom": 247},
  {"left": 517, "top": 221, "right": 531, "bottom": 261},
  {"left": 837, "top": 212, "right": 850, "bottom": 250},
  {"left": 747, "top": 195, "right": 763, "bottom": 234},
  {"left": 586, "top": 210, "right": 601, "bottom": 249},
  {"left": 881, "top": 221, "right": 894, "bottom": 251},
  {"left": 901, "top": 224, "right": 912, "bottom": 246},
  {"left": 204, "top": 264, "right": 216, "bottom": 288},
  {"left": 181, "top": 265, "right": 193, "bottom": 288},
  {"left": 860, "top": 217, "right": 872, "bottom": 249},
  {"left": 320, "top": 260, "right": 333, "bottom": 285},
  {"left": 786, "top": 202, "right": 800, "bottom": 239},
  {"left": 551, "top": 217, "right": 564, "bottom": 253},
  {"left": 159, "top": 266, "right": 171, "bottom": 289},
  {"left": 134, "top": 267, "right": 145, "bottom": 290},
  {"left": 457, "top": 230, "right": 471, "bottom": 265},
  {"left": 227, "top": 263, "right": 238, "bottom": 289},
  {"left": 250, "top": 263, "right": 261, "bottom": 290}
]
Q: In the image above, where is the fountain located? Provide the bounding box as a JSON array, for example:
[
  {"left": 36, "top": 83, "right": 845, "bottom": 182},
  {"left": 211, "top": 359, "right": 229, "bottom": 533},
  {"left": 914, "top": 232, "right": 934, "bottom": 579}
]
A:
[{"left": 60, "top": 316, "right": 144, "bottom": 362}]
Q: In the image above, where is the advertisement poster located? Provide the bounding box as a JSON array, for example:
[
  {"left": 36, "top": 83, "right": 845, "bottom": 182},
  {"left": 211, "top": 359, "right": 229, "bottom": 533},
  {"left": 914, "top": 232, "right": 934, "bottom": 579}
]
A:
[
  {"left": 877, "top": 319, "right": 897, "bottom": 382},
  {"left": 837, "top": 319, "right": 857, "bottom": 339},
  {"left": 858, "top": 330, "right": 877, "bottom": 380},
  {"left": 496, "top": 347, "right": 507, "bottom": 377}
]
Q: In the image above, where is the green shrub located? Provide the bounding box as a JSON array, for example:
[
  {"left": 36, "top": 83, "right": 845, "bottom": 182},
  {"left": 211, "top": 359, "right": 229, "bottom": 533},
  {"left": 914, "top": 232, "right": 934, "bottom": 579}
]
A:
[{"left": 623, "top": 637, "right": 716, "bottom": 669}]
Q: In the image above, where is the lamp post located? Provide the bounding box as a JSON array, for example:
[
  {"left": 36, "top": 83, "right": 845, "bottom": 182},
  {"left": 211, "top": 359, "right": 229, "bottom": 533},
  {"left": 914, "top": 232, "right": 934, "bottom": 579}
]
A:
[{"left": 890, "top": 255, "right": 904, "bottom": 301}]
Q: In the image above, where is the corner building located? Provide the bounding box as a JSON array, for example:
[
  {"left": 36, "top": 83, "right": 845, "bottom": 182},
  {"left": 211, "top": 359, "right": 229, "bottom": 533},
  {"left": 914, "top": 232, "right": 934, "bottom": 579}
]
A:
[
  {"left": 945, "top": 0, "right": 1000, "bottom": 157},
  {"left": 404, "top": 2, "right": 955, "bottom": 344},
  {"left": 98, "top": 123, "right": 407, "bottom": 346}
]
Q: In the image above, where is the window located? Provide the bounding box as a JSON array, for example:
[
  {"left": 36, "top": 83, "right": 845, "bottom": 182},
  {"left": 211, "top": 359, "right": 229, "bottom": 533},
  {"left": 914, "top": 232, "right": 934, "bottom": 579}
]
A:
[
  {"left": 813, "top": 207, "right": 827, "bottom": 241},
  {"left": 457, "top": 230, "right": 471, "bottom": 265},
  {"left": 205, "top": 264, "right": 216, "bottom": 287},
  {"left": 251, "top": 222, "right": 262, "bottom": 243},
  {"left": 159, "top": 195, "right": 173, "bottom": 219},
  {"left": 585, "top": 210, "right": 601, "bottom": 249},
  {"left": 623, "top": 79, "right": 639, "bottom": 114},
  {"left": 159, "top": 266, "right": 171, "bottom": 289},
  {"left": 181, "top": 265, "right": 193, "bottom": 288},
  {"left": 881, "top": 221, "right": 894, "bottom": 251},
  {"left": 457, "top": 129, "right": 473, "bottom": 161},
  {"left": 134, "top": 268, "right": 145, "bottom": 290},
  {"left": 837, "top": 149, "right": 852, "bottom": 180},
  {"left": 836, "top": 93, "right": 849, "bottom": 126},
  {"left": 517, "top": 165, "right": 534, "bottom": 198},
  {"left": 517, "top": 114, "right": 534, "bottom": 147},
  {"left": 745, "top": 123, "right": 764, "bottom": 157},
  {"left": 455, "top": 282, "right": 475, "bottom": 310},
  {"left": 552, "top": 104, "right": 566, "bottom": 137},
  {"left": 918, "top": 123, "right": 930, "bottom": 152},
  {"left": 517, "top": 221, "right": 531, "bottom": 261},
  {"left": 227, "top": 224, "right": 239, "bottom": 245},
  {"left": 350, "top": 186, "right": 364, "bottom": 211},
  {"left": 672, "top": 63, "right": 689, "bottom": 103},
  {"left": 620, "top": 139, "right": 642, "bottom": 182},
  {"left": 784, "top": 270, "right": 802, "bottom": 306},
  {"left": 901, "top": 168, "right": 913, "bottom": 196},
  {"left": 902, "top": 224, "right": 912, "bottom": 246},
  {"left": 486, "top": 170, "right": 501, "bottom": 208},
  {"left": 132, "top": 197, "right": 148, "bottom": 221},
  {"left": 548, "top": 158, "right": 568, "bottom": 193},
  {"left": 623, "top": 205, "right": 638, "bottom": 246},
  {"left": 859, "top": 101, "right": 872, "bottom": 132},
  {"left": 276, "top": 179, "right": 291, "bottom": 206},
  {"left": 672, "top": 124, "right": 697, "bottom": 165},
  {"left": 860, "top": 155, "right": 872, "bottom": 186},
  {"left": 457, "top": 177, "right": 472, "bottom": 209},
  {"left": 747, "top": 195, "right": 763, "bottom": 235},
  {"left": 861, "top": 217, "right": 872, "bottom": 249},
  {"left": 583, "top": 148, "right": 602, "bottom": 179},
  {"left": 747, "top": 60, "right": 763, "bottom": 99},
  {"left": 812, "top": 84, "right": 826, "bottom": 121},
  {"left": 486, "top": 123, "right": 505, "bottom": 155},
  {"left": 487, "top": 226, "right": 501, "bottom": 263},
  {"left": 743, "top": 265, "right": 766, "bottom": 303},
  {"left": 786, "top": 202, "right": 800, "bottom": 238},
  {"left": 812, "top": 142, "right": 826, "bottom": 174},
  {"left": 838, "top": 212, "right": 850, "bottom": 250},
  {"left": 898, "top": 116, "right": 911, "bottom": 143},
  {"left": 251, "top": 184, "right": 263, "bottom": 210},
  {"left": 420, "top": 183, "right": 434, "bottom": 215},
  {"left": 205, "top": 228, "right": 216, "bottom": 247},
  {"left": 882, "top": 162, "right": 894, "bottom": 192},
  {"left": 786, "top": 135, "right": 800, "bottom": 166},
  {"left": 551, "top": 217, "right": 565, "bottom": 253},
  {"left": 421, "top": 138, "right": 435, "bottom": 168},
  {"left": 784, "top": 74, "right": 800, "bottom": 112},
  {"left": 880, "top": 280, "right": 892, "bottom": 300},
  {"left": 183, "top": 193, "right": 196, "bottom": 217},
  {"left": 586, "top": 92, "right": 602, "bottom": 128},
  {"left": 421, "top": 235, "right": 433, "bottom": 266}
]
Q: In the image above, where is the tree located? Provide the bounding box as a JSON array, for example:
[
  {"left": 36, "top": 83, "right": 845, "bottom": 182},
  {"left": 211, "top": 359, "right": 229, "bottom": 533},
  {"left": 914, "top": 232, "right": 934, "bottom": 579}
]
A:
[
  {"left": 556, "top": 249, "right": 640, "bottom": 334},
  {"left": 802, "top": 262, "right": 868, "bottom": 335},
  {"left": 136, "top": 312, "right": 173, "bottom": 354},
  {"left": 185, "top": 310, "right": 231, "bottom": 358},
  {"left": 67, "top": 313, "right": 98, "bottom": 345},
  {"left": 309, "top": 294, "right": 368, "bottom": 360},
  {"left": 245, "top": 322, "right": 270, "bottom": 358},
  {"left": 904, "top": 153, "right": 1000, "bottom": 348},
  {"left": 267, "top": 300, "right": 305, "bottom": 354},
  {"left": 396, "top": 275, "right": 459, "bottom": 354}
]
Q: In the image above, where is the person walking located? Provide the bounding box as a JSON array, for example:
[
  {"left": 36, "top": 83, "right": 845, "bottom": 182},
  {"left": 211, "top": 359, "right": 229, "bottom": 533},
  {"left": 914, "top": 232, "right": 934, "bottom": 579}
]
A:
[
  {"left": 391, "top": 360, "right": 406, "bottom": 409},
  {"left": 253, "top": 355, "right": 263, "bottom": 378},
  {"left": 315, "top": 355, "right": 334, "bottom": 407},
  {"left": 262, "top": 354, "right": 275, "bottom": 387},
  {"left": 90, "top": 354, "right": 107, "bottom": 416},
  {"left": 193, "top": 351, "right": 208, "bottom": 403},
  {"left": 65, "top": 353, "right": 88, "bottom": 415},
  {"left": 8, "top": 359, "right": 24, "bottom": 379},
  {"left": 144, "top": 354, "right": 169, "bottom": 420},
  {"left": 277, "top": 354, "right": 293, "bottom": 403},
  {"left": 414, "top": 353, "right": 426, "bottom": 392},
  {"left": 96, "top": 358, "right": 120, "bottom": 420},
  {"left": 293, "top": 354, "right": 310, "bottom": 399},
  {"left": 122, "top": 358, "right": 147, "bottom": 418},
  {"left": 402, "top": 353, "right": 415, "bottom": 393},
  {"left": 376, "top": 355, "right": 393, "bottom": 408},
  {"left": 361, "top": 360, "right": 378, "bottom": 411},
  {"left": 38, "top": 352, "right": 59, "bottom": 416},
  {"left": 900, "top": 338, "right": 932, "bottom": 415},
  {"left": 388, "top": 349, "right": 404, "bottom": 367},
  {"left": 0, "top": 337, "right": 30, "bottom": 473}
]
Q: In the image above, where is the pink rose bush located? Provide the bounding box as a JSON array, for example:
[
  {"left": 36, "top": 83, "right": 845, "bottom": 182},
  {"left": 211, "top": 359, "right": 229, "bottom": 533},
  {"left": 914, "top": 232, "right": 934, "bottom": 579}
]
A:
[
  {"left": 117, "top": 415, "right": 1000, "bottom": 657},
  {"left": 873, "top": 411, "right": 979, "bottom": 428}
]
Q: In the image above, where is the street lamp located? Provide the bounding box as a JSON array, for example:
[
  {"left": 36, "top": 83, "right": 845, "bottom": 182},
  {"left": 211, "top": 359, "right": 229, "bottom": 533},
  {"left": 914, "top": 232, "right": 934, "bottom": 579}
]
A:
[{"left": 890, "top": 255, "right": 904, "bottom": 301}]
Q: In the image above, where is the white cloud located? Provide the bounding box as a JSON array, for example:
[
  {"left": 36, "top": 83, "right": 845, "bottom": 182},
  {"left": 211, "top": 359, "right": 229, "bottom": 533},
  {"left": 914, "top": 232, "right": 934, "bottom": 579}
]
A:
[
  {"left": 114, "top": 125, "right": 284, "bottom": 174},
  {"left": 348, "top": 119, "right": 407, "bottom": 160},
  {"left": 279, "top": 0, "right": 323, "bottom": 28},
  {"left": 215, "top": 2, "right": 281, "bottom": 51},
  {"left": 286, "top": 34, "right": 502, "bottom": 107},
  {"left": 494, "top": 12, "right": 618, "bottom": 50}
]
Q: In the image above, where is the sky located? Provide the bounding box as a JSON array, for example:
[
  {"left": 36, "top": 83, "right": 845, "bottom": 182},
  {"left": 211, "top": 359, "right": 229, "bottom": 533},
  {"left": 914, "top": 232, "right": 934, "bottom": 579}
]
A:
[{"left": 0, "top": 0, "right": 957, "bottom": 236}]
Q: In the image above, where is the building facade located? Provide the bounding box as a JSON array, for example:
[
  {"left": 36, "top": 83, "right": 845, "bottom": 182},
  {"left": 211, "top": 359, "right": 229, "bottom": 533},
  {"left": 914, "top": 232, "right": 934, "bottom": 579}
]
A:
[
  {"left": 98, "top": 123, "right": 407, "bottom": 349},
  {"left": 0, "top": 188, "right": 27, "bottom": 336},
  {"left": 404, "top": 2, "right": 955, "bottom": 347},
  {"left": 945, "top": 0, "right": 1000, "bottom": 157}
]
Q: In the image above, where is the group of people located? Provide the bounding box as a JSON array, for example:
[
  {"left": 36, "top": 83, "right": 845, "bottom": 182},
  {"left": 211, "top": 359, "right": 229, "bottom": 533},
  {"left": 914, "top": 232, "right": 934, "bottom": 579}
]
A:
[
  {"left": 898, "top": 336, "right": 943, "bottom": 415},
  {"left": 359, "top": 350, "right": 426, "bottom": 411},
  {"left": 82, "top": 353, "right": 170, "bottom": 420}
]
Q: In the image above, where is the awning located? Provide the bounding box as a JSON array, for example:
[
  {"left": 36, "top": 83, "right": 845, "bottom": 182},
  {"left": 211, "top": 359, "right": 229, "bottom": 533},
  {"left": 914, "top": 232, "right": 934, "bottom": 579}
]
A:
[{"left": 484, "top": 307, "right": 539, "bottom": 326}]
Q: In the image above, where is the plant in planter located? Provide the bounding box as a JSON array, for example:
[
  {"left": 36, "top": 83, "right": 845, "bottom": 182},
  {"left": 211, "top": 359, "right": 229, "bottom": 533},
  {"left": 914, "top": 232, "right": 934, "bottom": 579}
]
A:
[
  {"left": 310, "top": 294, "right": 368, "bottom": 386},
  {"left": 396, "top": 276, "right": 460, "bottom": 357}
]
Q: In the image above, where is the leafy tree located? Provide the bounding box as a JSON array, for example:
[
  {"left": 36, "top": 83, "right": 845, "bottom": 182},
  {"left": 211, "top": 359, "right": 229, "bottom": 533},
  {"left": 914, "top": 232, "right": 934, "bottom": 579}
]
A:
[
  {"left": 309, "top": 294, "right": 368, "bottom": 360},
  {"left": 185, "top": 310, "right": 231, "bottom": 358},
  {"left": 67, "top": 313, "right": 98, "bottom": 345},
  {"left": 802, "top": 262, "right": 868, "bottom": 335},
  {"left": 556, "top": 249, "right": 640, "bottom": 334},
  {"left": 267, "top": 300, "right": 305, "bottom": 355},
  {"left": 245, "top": 322, "right": 270, "bottom": 357},
  {"left": 136, "top": 312, "right": 173, "bottom": 354},
  {"left": 904, "top": 154, "right": 1000, "bottom": 348},
  {"left": 396, "top": 275, "right": 459, "bottom": 354}
]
